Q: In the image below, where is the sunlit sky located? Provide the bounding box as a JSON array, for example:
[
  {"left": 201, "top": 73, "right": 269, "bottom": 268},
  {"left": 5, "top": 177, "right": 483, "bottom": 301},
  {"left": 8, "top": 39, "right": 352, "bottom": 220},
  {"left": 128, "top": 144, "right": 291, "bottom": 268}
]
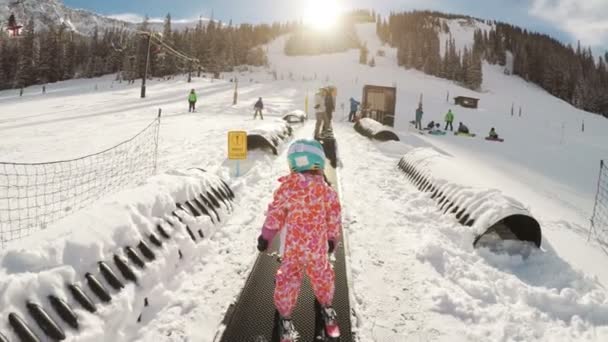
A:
[{"left": 63, "top": 0, "right": 608, "bottom": 51}]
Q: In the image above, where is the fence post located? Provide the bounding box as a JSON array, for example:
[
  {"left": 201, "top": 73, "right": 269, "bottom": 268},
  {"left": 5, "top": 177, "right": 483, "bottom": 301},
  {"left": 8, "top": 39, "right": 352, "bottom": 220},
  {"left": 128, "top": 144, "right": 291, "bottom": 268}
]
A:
[
  {"left": 589, "top": 160, "right": 604, "bottom": 241},
  {"left": 154, "top": 109, "right": 162, "bottom": 174}
]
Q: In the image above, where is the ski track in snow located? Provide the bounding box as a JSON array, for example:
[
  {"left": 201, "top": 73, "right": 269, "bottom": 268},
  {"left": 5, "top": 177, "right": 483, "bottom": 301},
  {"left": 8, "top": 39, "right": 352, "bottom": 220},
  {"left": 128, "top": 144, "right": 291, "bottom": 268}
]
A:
[{"left": 0, "top": 20, "right": 608, "bottom": 342}]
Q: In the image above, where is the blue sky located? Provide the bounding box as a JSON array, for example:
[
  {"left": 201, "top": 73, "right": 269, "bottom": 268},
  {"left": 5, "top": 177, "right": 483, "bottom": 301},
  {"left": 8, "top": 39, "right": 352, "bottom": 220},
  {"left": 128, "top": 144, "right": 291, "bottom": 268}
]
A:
[{"left": 63, "top": 0, "right": 607, "bottom": 51}]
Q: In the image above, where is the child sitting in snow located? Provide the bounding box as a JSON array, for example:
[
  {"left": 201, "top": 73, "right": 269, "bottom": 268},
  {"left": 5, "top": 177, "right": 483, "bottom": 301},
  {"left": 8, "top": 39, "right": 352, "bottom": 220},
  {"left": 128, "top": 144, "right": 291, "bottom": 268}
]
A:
[
  {"left": 458, "top": 122, "right": 470, "bottom": 134},
  {"left": 257, "top": 139, "right": 342, "bottom": 341},
  {"left": 488, "top": 127, "right": 499, "bottom": 139}
]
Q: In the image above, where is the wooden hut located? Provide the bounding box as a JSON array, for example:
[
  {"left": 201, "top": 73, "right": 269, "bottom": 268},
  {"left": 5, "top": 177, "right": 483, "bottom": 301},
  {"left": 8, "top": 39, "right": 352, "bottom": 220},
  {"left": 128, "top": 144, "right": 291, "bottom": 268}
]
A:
[
  {"left": 361, "top": 85, "right": 397, "bottom": 127},
  {"left": 454, "top": 96, "right": 480, "bottom": 109}
]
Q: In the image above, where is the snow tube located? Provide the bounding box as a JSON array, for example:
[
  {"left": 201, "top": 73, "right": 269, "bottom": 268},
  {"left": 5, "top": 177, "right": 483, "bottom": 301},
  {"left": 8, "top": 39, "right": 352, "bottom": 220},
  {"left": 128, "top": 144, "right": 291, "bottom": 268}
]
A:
[
  {"left": 398, "top": 153, "right": 542, "bottom": 251},
  {"left": 282, "top": 110, "right": 307, "bottom": 124},
  {"left": 354, "top": 118, "right": 399, "bottom": 142},
  {"left": 247, "top": 121, "right": 293, "bottom": 155}
]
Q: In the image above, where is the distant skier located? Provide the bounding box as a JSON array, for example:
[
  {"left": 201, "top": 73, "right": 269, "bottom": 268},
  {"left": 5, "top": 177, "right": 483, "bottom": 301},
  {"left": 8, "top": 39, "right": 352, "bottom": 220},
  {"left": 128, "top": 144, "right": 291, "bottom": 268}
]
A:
[
  {"left": 313, "top": 88, "right": 327, "bottom": 139},
  {"left": 444, "top": 109, "right": 454, "bottom": 131},
  {"left": 488, "top": 127, "right": 499, "bottom": 139},
  {"left": 254, "top": 97, "right": 264, "bottom": 120},
  {"left": 188, "top": 89, "right": 197, "bottom": 112},
  {"left": 426, "top": 120, "right": 436, "bottom": 130},
  {"left": 415, "top": 105, "right": 423, "bottom": 130},
  {"left": 457, "top": 122, "right": 470, "bottom": 134},
  {"left": 348, "top": 97, "right": 360, "bottom": 122},
  {"left": 257, "top": 139, "right": 342, "bottom": 342}
]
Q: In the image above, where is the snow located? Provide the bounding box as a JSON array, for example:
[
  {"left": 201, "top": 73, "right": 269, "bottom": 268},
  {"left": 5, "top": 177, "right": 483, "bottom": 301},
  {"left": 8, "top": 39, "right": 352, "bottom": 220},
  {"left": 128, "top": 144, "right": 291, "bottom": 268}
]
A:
[
  {"left": 438, "top": 18, "right": 493, "bottom": 57},
  {"left": 1, "top": 20, "right": 608, "bottom": 342}
]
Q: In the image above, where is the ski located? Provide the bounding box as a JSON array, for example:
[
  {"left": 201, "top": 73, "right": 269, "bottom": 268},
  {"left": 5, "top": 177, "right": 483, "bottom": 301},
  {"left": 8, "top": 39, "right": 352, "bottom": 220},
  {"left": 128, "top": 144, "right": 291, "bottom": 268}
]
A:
[
  {"left": 277, "top": 317, "right": 299, "bottom": 342},
  {"left": 315, "top": 300, "right": 340, "bottom": 341},
  {"left": 485, "top": 137, "right": 504, "bottom": 142},
  {"left": 454, "top": 132, "right": 477, "bottom": 137}
]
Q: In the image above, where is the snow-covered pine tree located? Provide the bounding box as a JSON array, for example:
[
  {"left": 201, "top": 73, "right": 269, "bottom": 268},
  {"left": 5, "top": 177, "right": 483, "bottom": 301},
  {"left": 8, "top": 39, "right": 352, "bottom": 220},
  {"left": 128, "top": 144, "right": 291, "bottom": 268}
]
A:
[
  {"left": 63, "top": 33, "right": 77, "bottom": 79},
  {"left": 448, "top": 38, "right": 460, "bottom": 81},
  {"left": 39, "top": 24, "right": 61, "bottom": 83},
  {"left": 468, "top": 51, "right": 483, "bottom": 90},
  {"left": 161, "top": 13, "right": 177, "bottom": 76},
  {"left": 396, "top": 38, "right": 407, "bottom": 67},
  {"left": 359, "top": 42, "right": 368, "bottom": 65},
  {"left": 0, "top": 43, "right": 7, "bottom": 89},
  {"left": 15, "top": 18, "right": 36, "bottom": 88},
  {"left": 461, "top": 46, "right": 470, "bottom": 85},
  {"left": 136, "top": 16, "right": 151, "bottom": 79}
]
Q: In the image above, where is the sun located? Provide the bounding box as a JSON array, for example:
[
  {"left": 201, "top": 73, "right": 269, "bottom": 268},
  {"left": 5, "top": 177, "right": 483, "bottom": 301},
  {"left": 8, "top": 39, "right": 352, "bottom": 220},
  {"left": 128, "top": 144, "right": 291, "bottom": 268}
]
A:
[{"left": 303, "top": 0, "right": 343, "bottom": 32}]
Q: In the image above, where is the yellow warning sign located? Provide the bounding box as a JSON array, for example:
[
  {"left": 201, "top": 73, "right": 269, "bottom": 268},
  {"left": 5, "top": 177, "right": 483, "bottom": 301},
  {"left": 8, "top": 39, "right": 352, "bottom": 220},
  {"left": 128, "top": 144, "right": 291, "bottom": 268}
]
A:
[{"left": 228, "top": 131, "right": 248, "bottom": 160}]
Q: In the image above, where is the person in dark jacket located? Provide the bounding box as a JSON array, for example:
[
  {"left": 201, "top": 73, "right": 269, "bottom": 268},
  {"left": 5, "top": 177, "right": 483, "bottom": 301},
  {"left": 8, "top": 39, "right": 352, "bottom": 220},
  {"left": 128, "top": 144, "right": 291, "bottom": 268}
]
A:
[
  {"left": 458, "top": 122, "right": 470, "bottom": 134},
  {"left": 254, "top": 97, "right": 264, "bottom": 120},
  {"left": 426, "top": 121, "right": 436, "bottom": 130},
  {"left": 348, "top": 98, "right": 360, "bottom": 122},
  {"left": 488, "top": 127, "right": 499, "bottom": 139},
  {"left": 415, "top": 105, "right": 423, "bottom": 130}
]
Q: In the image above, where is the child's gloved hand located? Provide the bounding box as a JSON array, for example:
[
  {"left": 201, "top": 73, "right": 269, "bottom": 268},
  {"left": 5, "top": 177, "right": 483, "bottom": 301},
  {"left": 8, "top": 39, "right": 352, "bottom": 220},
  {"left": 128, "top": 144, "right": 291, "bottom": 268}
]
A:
[
  {"left": 328, "top": 239, "right": 336, "bottom": 254},
  {"left": 257, "top": 235, "right": 269, "bottom": 252}
]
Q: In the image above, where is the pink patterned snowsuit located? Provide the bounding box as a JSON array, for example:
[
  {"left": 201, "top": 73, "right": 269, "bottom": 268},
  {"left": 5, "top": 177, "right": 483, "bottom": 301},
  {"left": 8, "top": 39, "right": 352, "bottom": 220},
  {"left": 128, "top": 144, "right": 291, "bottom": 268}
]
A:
[{"left": 261, "top": 172, "right": 342, "bottom": 318}]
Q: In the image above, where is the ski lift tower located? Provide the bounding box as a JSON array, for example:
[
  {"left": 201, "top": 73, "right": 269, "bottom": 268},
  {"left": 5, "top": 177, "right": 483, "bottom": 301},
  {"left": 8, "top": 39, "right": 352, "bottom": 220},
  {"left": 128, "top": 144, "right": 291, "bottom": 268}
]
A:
[{"left": 139, "top": 31, "right": 155, "bottom": 98}]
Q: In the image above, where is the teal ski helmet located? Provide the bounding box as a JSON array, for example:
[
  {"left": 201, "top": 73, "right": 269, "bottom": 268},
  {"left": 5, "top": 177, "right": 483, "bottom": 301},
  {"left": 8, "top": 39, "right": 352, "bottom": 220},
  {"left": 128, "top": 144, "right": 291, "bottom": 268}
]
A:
[{"left": 287, "top": 139, "right": 326, "bottom": 172}]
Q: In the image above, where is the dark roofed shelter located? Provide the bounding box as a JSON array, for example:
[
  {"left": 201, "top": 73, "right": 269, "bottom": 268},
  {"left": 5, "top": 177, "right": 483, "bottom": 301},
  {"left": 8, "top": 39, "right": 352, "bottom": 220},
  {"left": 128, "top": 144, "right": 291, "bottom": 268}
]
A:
[{"left": 454, "top": 96, "right": 480, "bottom": 109}]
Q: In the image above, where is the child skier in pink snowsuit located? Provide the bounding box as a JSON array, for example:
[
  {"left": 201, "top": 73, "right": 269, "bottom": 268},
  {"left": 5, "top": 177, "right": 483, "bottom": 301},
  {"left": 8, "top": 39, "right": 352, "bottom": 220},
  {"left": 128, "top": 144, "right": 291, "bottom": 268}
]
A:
[{"left": 257, "top": 139, "right": 342, "bottom": 340}]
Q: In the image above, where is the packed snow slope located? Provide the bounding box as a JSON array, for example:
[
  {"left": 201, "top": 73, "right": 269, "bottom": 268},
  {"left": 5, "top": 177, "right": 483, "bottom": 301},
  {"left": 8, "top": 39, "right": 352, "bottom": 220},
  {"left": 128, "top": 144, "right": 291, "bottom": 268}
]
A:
[{"left": 1, "top": 20, "right": 608, "bottom": 341}]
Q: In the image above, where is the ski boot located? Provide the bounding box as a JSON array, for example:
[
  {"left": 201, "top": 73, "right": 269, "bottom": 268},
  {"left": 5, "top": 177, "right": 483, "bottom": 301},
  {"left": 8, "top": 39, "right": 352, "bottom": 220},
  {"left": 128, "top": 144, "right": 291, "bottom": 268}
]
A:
[
  {"left": 320, "top": 307, "right": 340, "bottom": 340},
  {"left": 279, "top": 318, "right": 299, "bottom": 342}
]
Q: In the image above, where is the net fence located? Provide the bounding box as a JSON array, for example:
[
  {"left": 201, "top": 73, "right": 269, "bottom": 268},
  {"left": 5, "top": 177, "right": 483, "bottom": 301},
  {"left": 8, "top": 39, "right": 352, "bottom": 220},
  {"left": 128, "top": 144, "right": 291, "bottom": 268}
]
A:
[
  {"left": 0, "top": 116, "right": 161, "bottom": 247},
  {"left": 591, "top": 160, "right": 608, "bottom": 247}
]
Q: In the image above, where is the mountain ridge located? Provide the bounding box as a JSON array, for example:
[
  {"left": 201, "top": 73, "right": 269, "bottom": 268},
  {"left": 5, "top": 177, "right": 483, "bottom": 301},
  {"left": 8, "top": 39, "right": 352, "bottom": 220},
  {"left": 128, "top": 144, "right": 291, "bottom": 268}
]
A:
[{"left": 0, "top": 0, "right": 204, "bottom": 36}]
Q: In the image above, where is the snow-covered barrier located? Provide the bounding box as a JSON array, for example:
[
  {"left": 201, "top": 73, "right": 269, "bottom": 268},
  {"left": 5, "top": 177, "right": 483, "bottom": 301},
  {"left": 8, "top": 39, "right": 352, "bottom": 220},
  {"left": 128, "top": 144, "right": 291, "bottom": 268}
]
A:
[
  {"left": 354, "top": 118, "right": 400, "bottom": 142},
  {"left": 0, "top": 169, "right": 235, "bottom": 341},
  {"left": 247, "top": 120, "right": 293, "bottom": 155},
  {"left": 397, "top": 150, "right": 542, "bottom": 251},
  {"left": 282, "top": 110, "right": 307, "bottom": 124}
]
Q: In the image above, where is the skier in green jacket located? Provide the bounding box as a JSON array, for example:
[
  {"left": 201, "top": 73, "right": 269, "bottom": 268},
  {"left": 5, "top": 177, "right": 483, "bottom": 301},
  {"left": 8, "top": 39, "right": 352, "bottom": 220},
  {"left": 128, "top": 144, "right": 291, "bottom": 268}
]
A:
[
  {"left": 444, "top": 109, "right": 454, "bottom": 131},
  {"left": 188, "top": 89, "right": 197, "bottom": 112}
]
